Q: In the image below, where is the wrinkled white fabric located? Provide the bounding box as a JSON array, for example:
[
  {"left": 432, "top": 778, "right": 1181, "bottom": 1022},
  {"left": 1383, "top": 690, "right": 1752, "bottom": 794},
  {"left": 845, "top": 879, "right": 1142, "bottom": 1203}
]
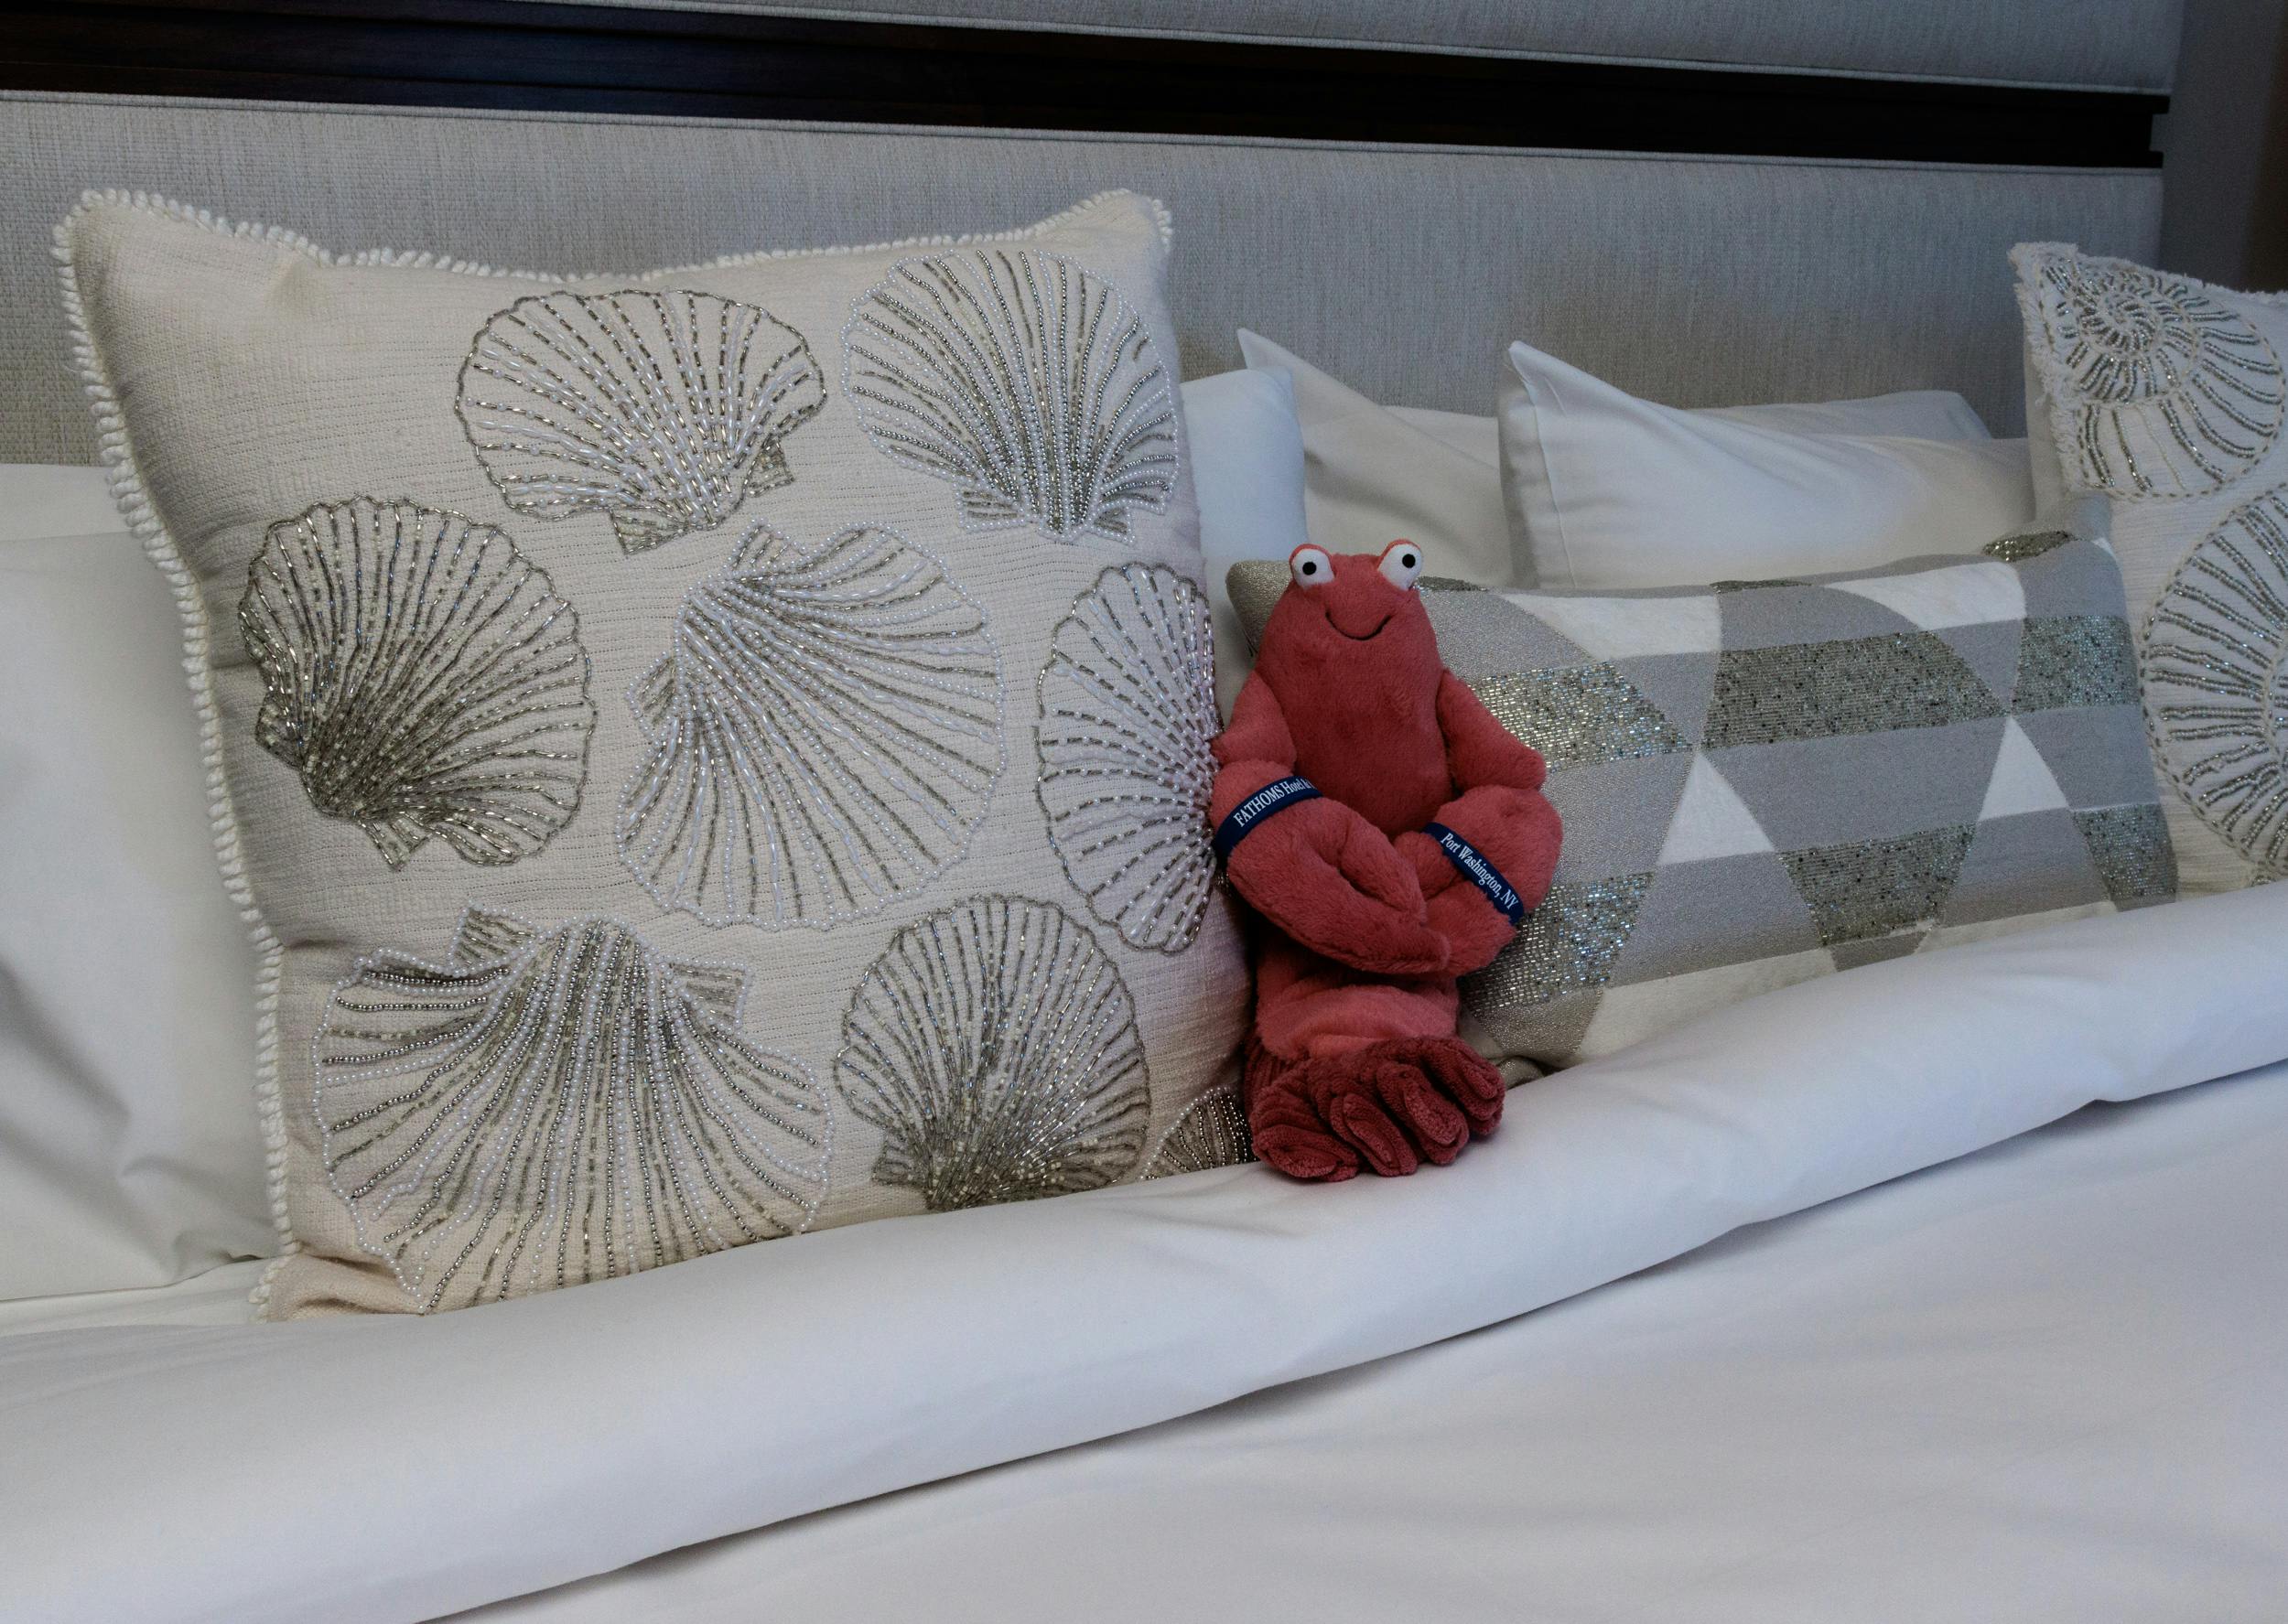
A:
[
  {"left": 0, "top": 467, "right": 269, "bottom": 1300},
  {"left": 4, "top": 886, "right": 2284, "bottom": 1624},
  {"left": 0, "top": 1259, "right": 264, "bottom": 1337},
  {"left": 476, "top": 1058, "right": 2288, "bottom": 1624}
]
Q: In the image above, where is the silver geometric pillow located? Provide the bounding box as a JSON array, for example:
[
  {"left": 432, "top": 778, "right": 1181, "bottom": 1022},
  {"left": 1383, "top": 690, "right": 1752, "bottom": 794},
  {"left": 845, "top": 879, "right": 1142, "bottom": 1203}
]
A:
[{"left": 1232, "top": 518, "right": 2175, "bottom": 1070}]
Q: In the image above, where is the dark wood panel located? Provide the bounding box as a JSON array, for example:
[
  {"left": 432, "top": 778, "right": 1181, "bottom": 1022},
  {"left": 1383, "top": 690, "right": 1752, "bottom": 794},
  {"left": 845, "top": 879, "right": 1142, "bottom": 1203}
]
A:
[{"left": 0, "top": 0, "right": 2165, "bottom": 166}]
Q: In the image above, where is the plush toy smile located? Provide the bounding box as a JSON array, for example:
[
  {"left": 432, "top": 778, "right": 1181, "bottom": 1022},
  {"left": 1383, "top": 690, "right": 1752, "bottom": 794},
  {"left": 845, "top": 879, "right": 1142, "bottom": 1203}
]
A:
[{"left": 1209, "top": 541, "right": 1563, "bottom": 1181}]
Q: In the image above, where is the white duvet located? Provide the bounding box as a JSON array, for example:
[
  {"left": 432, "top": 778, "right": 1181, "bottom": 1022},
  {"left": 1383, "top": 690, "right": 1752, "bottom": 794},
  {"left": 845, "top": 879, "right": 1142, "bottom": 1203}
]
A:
[{"left": 5, "top": 886, "right": 2286, "bottom": 1624}]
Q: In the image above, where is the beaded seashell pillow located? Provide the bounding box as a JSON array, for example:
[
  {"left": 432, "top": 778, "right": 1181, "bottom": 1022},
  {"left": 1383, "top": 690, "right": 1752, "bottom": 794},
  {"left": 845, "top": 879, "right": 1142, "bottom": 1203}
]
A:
[
  {"left": 2015, "top": 244, "right": 2288, "bottom": 894},
  {"left": 59, "top": 188, "right": 1252, "bottom": 1317}
]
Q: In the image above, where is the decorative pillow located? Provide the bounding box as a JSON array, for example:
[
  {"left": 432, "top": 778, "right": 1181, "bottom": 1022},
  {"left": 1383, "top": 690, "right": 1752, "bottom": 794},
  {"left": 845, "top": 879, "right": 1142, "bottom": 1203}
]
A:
[
  {"left": 1231, "top": 514, "right": 2175, "bottom": 1071},
  {"left": 1500, "top": 339, "right": 2034, "bottom": 590},
  {"left": 61, "top": 189, "right": 1251, "bottom": 1317},
  {"left": 0, "top": 469, "right": 269, "bottom": 1300},
  {"left": 2015, "top": 243, "right": 2288, "bottom": 894}
]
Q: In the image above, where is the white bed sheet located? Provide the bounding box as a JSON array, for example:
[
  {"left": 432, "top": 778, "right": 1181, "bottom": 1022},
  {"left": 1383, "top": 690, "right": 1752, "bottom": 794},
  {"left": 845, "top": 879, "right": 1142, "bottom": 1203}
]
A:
[
  {"left": 0, "top": 1258, "right": 264, "bottom": 1338},
  {"left": 473, "top": 1062, "right": 2288, "bottom": 1624},
  {"left": 6, "top": 887, "right": 2285, "bottom": 1624}
]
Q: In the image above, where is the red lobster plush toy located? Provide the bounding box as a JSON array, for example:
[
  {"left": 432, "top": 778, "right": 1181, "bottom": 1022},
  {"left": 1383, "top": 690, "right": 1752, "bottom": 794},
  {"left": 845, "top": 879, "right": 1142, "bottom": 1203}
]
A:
[{"left": 1212, "top": 542, "right": 1561, "bottom": 1181}]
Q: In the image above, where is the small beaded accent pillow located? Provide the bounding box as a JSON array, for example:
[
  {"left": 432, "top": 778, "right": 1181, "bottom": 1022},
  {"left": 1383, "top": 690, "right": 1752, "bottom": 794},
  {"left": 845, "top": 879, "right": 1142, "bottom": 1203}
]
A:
[
  {"left": 1230, "top": 516, "right": 2176, "bottom": 1072},
  {"left": 2016, "top": 243, "right": 2288, "bottom": 893},
  {"left": 60, "top": 189, "right": 1252, "bottom": 1317}
]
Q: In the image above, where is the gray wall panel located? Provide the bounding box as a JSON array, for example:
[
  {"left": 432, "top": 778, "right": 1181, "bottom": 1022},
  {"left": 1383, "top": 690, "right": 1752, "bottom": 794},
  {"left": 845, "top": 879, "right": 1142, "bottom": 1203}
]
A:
[
  {"left": 2, "top": 92, "right": 2163, "bottom": 462},
  {"left": 2159, "top": 0, "right": 2288, "bottom": 287},
  {"left": 526, "top": 0, "right": 2185, "bottom": 91}
]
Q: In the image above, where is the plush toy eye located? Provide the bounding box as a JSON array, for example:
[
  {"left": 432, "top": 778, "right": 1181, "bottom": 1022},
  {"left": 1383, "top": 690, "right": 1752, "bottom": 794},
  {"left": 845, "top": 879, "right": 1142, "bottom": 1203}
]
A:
[
  {"left": 1290, "top": 545, "right": 1334, "bottom": 588},
  {"left": 1378, "top": 541, "right": 1424, "bottom": 590}
]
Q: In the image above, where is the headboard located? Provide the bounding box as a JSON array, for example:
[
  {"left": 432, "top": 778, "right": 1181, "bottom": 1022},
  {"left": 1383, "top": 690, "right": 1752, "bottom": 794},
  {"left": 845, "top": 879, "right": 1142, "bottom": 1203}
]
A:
[{"left": 0, "top": 0, "right": 2179, "bottom": 461}]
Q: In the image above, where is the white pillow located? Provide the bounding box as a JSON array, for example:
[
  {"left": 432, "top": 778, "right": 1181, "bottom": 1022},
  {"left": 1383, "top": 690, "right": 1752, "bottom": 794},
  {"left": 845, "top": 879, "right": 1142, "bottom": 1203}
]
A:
[
  {"left": 1239, "top": 329, "right": 1518, "bottom": 588},
  {"left": 1244, "top": 331, "right": 2003, "bottom": 590},
  {"left": 1179, "top": 369, "right": 1311, "bottom": 714},
  {"left": 0, "top": 465, "right": 270, "bottom": 1300},
  {"left": 1501, "top": 339, "right": 2034, "bottom": 590}
]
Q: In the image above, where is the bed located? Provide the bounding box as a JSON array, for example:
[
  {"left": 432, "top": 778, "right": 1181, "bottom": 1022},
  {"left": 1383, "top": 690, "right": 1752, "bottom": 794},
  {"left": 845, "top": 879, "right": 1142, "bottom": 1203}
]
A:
[{"left": 4, "top": 4, "right": 2283, "bottom": 1619}]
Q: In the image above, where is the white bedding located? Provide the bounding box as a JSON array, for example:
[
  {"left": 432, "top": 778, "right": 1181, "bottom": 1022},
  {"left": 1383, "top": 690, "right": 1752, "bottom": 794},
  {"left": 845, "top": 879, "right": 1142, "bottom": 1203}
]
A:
[
  {"left": 0, "top": 1257, "right": 263, "bottom": 1338},
  {"left": 5, "top": 886, "right": 2285, "bottom": 1624},
  {"left": 474, "top": 1059, "right": 2288, "bottom": 1624}
]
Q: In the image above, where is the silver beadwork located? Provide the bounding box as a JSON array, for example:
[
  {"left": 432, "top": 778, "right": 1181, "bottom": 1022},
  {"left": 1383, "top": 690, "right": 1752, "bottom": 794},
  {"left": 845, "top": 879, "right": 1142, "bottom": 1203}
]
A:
[
  {"left": 1473, "top": 664, "right": 1687, "bottom": 769},
  {"left": 238, "top": 497, "right": 593, "bottom": 869},
  {"left": 1779, "top": 825, "right": 1974, "bottom": 947},
  {"left": 1463, "top": 874, "right": 1653, "bottom": 1011},
  {"left": 2142, "top": 482, "right": 2288, "bottom": 874},
  {"left": 1036, "top": 564, "right": 1219, "bottom": 952},
  {"left": 315, "top": 906, "right": 831, "bottom": 1313},
  {"left": 618, "top": 520, "right": 1004, "bottom": 930},
  {"left": 1141, "top": 1085, "right": 1253, "bottom": 1179},
  {"left": 2013, "top": 615, "right": 2140, "bottom": 713},
  {"left": 836, "top": 895, "right": 1150, "bottom": 1210},
  {"left": 843, "top": 248, "right": 1179, "bottom": 542},
  {"left": 458, "top": 289, "right": 826, "bottom": 554},
  {"left": 1983, "top": 530, "right": 2073, "bottom": 563},
  {"left": 2021, "top": 250, "right": 2283, "bottom": 499},
  {"left": 2074, "top": 803, "right": 2179, "bottom": 906},
  {"left": 1704, "top": 634, "right": 2003, "bottom": 748}
]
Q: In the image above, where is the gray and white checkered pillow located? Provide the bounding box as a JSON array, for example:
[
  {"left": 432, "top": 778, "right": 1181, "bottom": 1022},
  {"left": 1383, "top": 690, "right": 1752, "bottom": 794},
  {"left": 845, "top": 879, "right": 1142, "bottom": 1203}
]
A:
[{"left": 1229, "top": 514, "right": 2176, "bottom": 1072}]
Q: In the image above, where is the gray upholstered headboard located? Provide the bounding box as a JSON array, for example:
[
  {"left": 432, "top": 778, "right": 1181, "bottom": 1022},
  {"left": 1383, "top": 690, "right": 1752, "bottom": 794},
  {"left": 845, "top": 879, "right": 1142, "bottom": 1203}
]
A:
[{"left": 2, "top": 0, "right": 2170, "bottom": 460}]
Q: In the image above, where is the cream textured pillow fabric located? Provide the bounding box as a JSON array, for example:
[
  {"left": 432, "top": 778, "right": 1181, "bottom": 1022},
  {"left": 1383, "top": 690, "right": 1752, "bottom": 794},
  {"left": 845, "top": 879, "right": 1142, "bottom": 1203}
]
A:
[
  {"left": 60, "top": 189, "right": 1249, "bottom": 1317},
  {"left": 1230, "top": 513, "right": 2175, "bottom": 1072},
  {"left": 2015, "top": 243, "right": 2288, "bottom": 894}
]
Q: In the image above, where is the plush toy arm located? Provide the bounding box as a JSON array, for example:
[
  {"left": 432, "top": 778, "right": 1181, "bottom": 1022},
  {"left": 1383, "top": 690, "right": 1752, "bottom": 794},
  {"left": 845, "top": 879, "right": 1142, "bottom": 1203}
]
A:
[
  {"left": 1212, "top": 673, "right": 1451, "bottom": 978},
  {"left": 1395, "top": 672, "right": 1563, "bottom": 974},
  {"left": 1437, "top": 670, "right": 1548, "bottom": 796}
]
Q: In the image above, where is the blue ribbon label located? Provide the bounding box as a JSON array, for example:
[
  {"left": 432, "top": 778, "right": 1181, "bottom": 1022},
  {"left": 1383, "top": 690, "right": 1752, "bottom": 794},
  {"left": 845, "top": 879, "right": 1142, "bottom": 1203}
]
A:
[
  {"left": 1424, "top": 822, "right": 1525, "bottom": 924},
  {"left": 1213, "top": 776, "right": 1322, "bottom": 860}
]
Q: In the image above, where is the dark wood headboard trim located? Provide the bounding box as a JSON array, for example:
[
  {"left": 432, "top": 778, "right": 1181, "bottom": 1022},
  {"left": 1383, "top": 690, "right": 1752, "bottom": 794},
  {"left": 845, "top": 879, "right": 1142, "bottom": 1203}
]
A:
[{"left": 4, "top": 0, "right": 2166, "bottom": 167}]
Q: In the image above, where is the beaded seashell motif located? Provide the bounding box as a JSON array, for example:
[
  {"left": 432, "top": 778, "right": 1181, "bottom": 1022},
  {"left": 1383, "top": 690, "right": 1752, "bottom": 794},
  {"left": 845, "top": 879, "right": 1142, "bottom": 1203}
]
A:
[
  {"left": 315, "top": 905, "right": 832, "bottom": 1313},
  {"left": 843, "top": 248, "right": 1180, "bottom": 542},
  {"left": 1141, "top": 1085, "right": 1253, "bottom": 1179},
  {"left": 238, "top": 497, "right": 593, "bottom": 869},
  {"left": 2142, "top": 481, "right": 2288, "bottom": 875},
  {"left": 457, "top": 288, "right": 826, "bottom": 554},
  {"left": 617, "top": 520, "right": 1004, "bottom": 930},
  {"left": 2020, "top": 249, "right": 2284, "bottom": 500},
  {"left": 836, "top": 895, "right": 1149, "bottom": 1210},
  {"left": 1036, "top": 563, "right": 1220, "bottom": 952}
]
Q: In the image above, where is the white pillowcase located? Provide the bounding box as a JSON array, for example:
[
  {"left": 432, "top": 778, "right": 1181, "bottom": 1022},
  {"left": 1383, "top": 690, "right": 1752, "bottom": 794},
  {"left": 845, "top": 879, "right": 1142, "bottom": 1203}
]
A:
[
  {"left": 1501, "top": 339, "right": 2034, "bottom": 590},
  {"left": 0, "top": 465, "right": 270, "bottom": 1301},
  {"left": 1180, "top": 369, "right": 1311, "bottom": 714},
  {"left": 1238, "top": 329, "right": 1517, "bottom": 588}
]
